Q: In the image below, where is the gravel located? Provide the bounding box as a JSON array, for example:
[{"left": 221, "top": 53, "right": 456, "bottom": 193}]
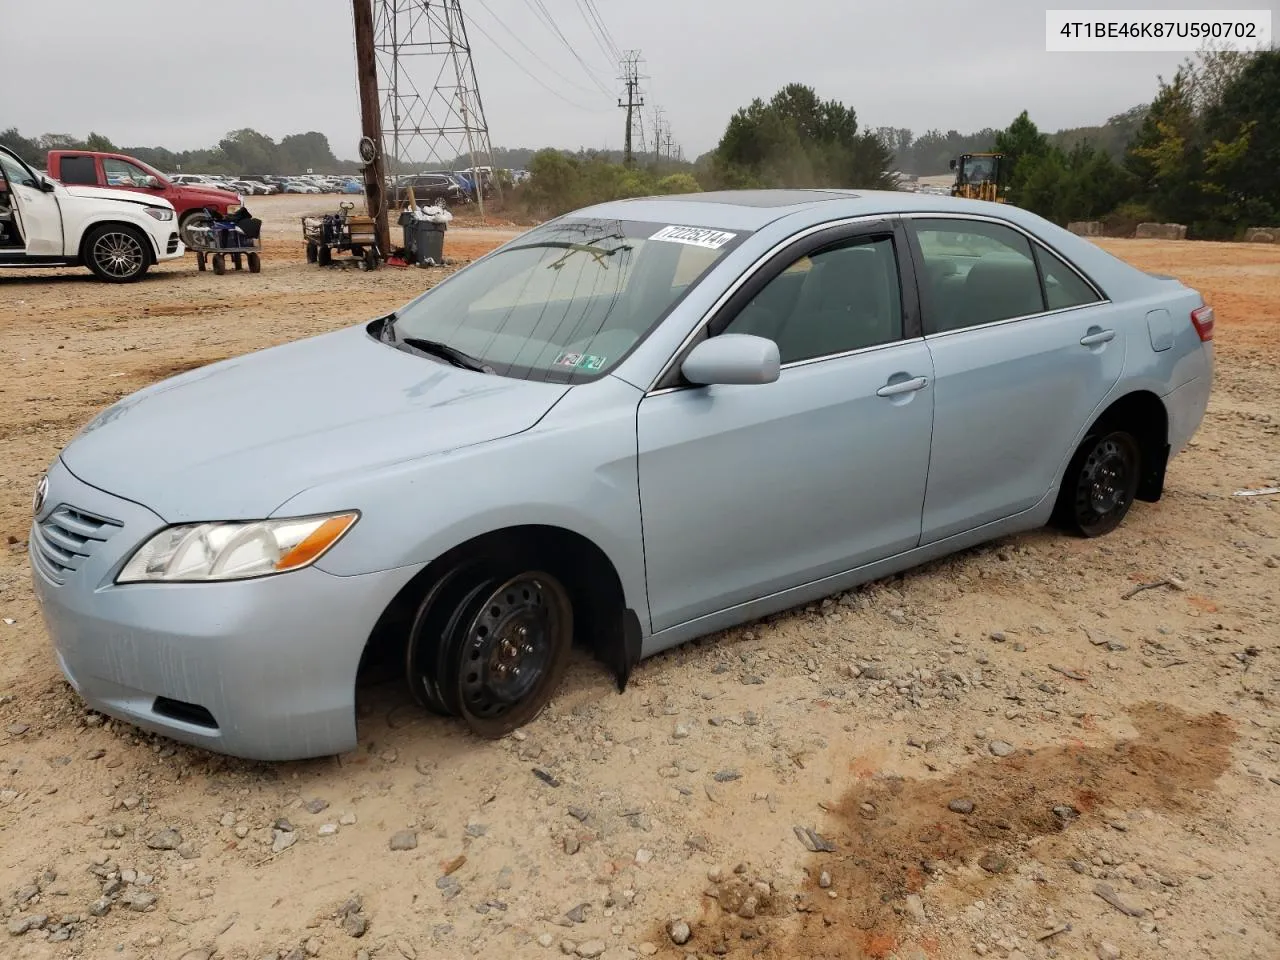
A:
[{"left": 389, "top": 830, "right": 418, "bottom": 851}]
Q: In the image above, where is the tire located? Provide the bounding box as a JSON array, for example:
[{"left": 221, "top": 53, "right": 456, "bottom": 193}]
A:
[
  {"left": 306, "top": 241, "right": 318, "bottom": 264},
  {"left": 363, "top": 247, "right": 379, "bottom": 271},
  {"left": 317, "top": 245, "right": 332, "bottom": 267},
  {"left": 248, "top": 252, "right": 261, "bottom": 273},
  {"left": 84, "top": 224, "right": 150, "bottom": 283},
  {"left": 180, "top": 211, "right": 211, "bottom": 248},
  {"left": 1055, "top": 429, "right": 1142, "bottom": 538},
  {"left": 212, "top": 254, "right": 225, "bottom": 276},
  {"left": 405, "top": 557, "right": 574, "bottom": 738}
]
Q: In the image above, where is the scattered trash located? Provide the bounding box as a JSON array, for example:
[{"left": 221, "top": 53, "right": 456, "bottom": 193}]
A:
[
  {"left": 1233, "top": 486, "right": 1280, "bottom": 497},
  {"left": 2, "top": 618, "right": 15, "bottom": 625},
  {"left": 1122, "top": 577, "right": 1186, "bottom": 599},
  {"left": 1048, "top": 664, "right": 1088, "bottom": 681},
  {"left": 532, "top": 768, "right": 560, "bottom": 787}
]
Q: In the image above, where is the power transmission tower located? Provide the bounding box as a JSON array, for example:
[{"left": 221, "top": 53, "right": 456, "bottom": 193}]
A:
[
  {"left": 372, "top": 0, "right": 500, "bottom": 216},
  {"left": 617, "top": 50, "right": 645, "bottom": 166},
  {"left": 650, "top": 105, "right": 665, "bottom": 165}
]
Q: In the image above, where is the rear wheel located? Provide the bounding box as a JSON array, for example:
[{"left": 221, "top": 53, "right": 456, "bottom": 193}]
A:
[
  {"left": 405, "top": 558, "right": 573, "bottom": 738},
  {"left": 84, "top": 225, "right": 150, "bottom": 283},
  {"left": 1055, "top": 429, "right": 1141, "bottom": 537}
]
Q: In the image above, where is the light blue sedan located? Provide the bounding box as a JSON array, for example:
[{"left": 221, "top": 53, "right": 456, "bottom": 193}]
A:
[{"left": 29, "top": 189, "right": 1214, "bottom": 760}]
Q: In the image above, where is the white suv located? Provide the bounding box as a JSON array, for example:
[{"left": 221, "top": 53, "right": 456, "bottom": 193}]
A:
[{"left": 1, "top": 146, "right": 184, "bottom": 282}]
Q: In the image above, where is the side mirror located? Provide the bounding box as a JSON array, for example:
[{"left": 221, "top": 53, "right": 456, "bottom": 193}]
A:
[
  {"left": 39, "top": 176, "right": 56, "bottom": 192},
  {"left": 949, "top": 159, "right": 957, "bottom": 170},
  {"left": 144, "top": 175, "right": 164, "bottom": 189},
  {"left": 681, "top": 334, "right": 780, "bottom": 387}
]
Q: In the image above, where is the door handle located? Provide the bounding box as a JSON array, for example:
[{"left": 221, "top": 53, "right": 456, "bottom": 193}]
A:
[
  {"left": 1080, "top": 329, "right": 1115, "bottom": 346},
  {"left": 876, "top": 376, "right": 929, "bottom": 398}
]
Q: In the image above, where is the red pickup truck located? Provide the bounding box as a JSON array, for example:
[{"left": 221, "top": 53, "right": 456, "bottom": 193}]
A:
[{"left": 46, "top": 150, "right": 242, "bottom": 247}]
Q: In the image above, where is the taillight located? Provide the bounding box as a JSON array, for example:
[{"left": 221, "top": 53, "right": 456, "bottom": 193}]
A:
[{"left": 1191, "top": 304, "right": 1214, "bottom": 342}]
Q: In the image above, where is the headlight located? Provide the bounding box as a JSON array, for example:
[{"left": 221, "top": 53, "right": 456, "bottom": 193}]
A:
[
  {"left": 144, "top": 207, "right": 175, "bottom": 221},
  {"left": 116, "top": 512, "right": 358, "bottom": 584}
]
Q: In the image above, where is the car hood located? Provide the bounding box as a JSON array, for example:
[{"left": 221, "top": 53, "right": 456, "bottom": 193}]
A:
[
  {"left": 61, "top": 184, "right": 175, "bottom": 210},
  {"left": 178, "top": 185, "right": 241, "bottom": 204},
  {"left": 59, "top": 325, "right": 570, "bottom": 522}
]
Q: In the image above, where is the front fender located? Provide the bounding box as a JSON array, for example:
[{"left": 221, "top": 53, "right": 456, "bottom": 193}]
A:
[{"left": 271, "top": 376, "right": 650, "bottom": 624}]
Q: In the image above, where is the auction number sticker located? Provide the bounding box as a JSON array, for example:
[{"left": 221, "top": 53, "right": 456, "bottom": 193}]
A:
[{"left": 650, "top": 225, "right": 737, "bottom": 249}]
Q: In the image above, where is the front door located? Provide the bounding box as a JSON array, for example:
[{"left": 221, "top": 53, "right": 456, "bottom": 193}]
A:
[
  {"left": 637, "top": 220, "right": 935, "bottom": 633},
  {"left": 0, "top": 151, "right": 63, "bottom": 255},
  {"left": 906, "top": 215, "right": 1126, "bottom": 543}
]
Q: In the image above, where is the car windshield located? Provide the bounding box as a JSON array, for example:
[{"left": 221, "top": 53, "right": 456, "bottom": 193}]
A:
[{"left": 384, "top": 217, "right": 748, "bottom": 382}]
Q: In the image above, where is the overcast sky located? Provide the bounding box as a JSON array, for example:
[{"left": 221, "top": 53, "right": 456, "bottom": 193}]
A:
[{"left": 7, "top": 0, "right": 1276, "bottom": 162}]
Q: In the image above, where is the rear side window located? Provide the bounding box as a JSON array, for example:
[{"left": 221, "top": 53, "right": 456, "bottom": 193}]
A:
[
  {"left": 59, "top": 155, "right": 97, "bottom": 185},
  {"left": 1035, "top": 243, "right": 1101, "bottom": 310},
  {"left": 910, "top": 218, "right": 1045, "bottom": 333}
]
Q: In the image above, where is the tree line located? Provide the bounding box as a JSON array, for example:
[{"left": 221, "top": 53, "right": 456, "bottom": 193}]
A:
[{"left": 990, "top": 48, "right": 1277, "bottom": 238}]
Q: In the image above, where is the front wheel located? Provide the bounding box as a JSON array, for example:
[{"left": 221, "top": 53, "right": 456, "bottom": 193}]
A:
[
  {"left": 179, "top": 211, "right": 211, "bottom": 248},
  {"left": 406, "top": 560, "right": 573, "bottom": 738},
  {"left": 1055, "top": 429, "right": 1141, "bottom": 537},
  {"left": 84, "top": 225, "right": 150, "bottom": 283}
]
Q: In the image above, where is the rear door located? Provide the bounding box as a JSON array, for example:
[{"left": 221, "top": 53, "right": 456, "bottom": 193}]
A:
[
  {"left": 0, "top": 150, "right": 62, "bottom": 255},
  {"left": 905, "top": 215, "right": 1124, "bottom": 543}
]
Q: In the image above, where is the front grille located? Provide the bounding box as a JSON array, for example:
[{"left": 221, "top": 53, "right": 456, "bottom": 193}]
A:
[
  {"left": 166, "top": 232, "right": 180, "bottom": 254},
  {"left": 31, "top": 504, "right": 121, "bottom": 584}
]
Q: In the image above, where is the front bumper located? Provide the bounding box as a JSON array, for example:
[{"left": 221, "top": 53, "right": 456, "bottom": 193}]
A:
[
  {"left": 153, "top": 228, "right": 184, "bottom": 262},
  {"left": 29, "top": 458, "right": 420, "bottom": 761}
]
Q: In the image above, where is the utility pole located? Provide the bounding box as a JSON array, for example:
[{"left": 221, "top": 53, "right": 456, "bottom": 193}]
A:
[
  {"left": 651, "top": 105, "right": 665, "bottom": 165},
  {"left": 617, "top": 51, "right": 645, "bottom": 167},
  {"left": 353, "top": 0, "right": 391, "bottom": 258}
]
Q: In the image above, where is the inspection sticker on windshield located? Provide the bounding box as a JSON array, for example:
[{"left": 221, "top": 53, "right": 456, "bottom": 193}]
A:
[
  {"left": 554, "top": 352, "right": 606, "bottom": 371},
  {"left": 649, "top": 225, "right": 737, "bottom": 249}
]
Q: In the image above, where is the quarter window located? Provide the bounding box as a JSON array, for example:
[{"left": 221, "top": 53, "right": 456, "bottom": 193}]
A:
[
  {"left": 1035, "top": 243, "right": 1101, "bottom": 310},
  {"left": 721, "top": 235, "right": 904, "bottom": 364},
  {"left": 911, "top": 219, "right": 1046, "bottom": 333}
]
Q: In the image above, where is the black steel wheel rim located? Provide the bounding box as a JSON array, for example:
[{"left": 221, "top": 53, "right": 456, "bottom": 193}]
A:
[
  {"left": 459, "top": 575, "right": 558, "bottom": 719},
  {"left": 1078, "top": 437, "right": 1130, "bottom": 517}
]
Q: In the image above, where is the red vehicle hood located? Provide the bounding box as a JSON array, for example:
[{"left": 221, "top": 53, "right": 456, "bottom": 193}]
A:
[{"left": 177, "top": 185, "right": 241, "bottom": 206}]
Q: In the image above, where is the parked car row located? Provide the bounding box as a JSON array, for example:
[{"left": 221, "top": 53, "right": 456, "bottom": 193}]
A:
[{"left": 174, "top": 173, "right": 364, "bottom": 196}]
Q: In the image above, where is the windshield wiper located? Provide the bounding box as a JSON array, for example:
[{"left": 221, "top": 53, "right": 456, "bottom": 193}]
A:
[{"left": 400, "top": 336, "right": 492, "bottom": 373}]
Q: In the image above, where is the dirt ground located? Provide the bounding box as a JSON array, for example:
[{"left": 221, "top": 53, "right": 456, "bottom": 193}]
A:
[{"left": 0, "top": 196, "right": 1277, "bottom": 960}]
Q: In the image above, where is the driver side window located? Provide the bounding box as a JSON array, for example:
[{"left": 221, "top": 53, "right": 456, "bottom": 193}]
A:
[{"left": 721, "top": 235, "right": 904, "bottom": 364}]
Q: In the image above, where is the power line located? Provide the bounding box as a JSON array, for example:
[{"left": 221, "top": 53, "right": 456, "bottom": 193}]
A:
[
  {"left": 573, "top": 0, "right": 619, "bottom": 65},
  {"left": 582, "top": 0, "right": 622, "bottom": 61},
  {"left": 465, "top": 12, "right": 610, "bottom": 112},
  {"left": 471, "top": 0, "right": 607, "bottom": 101},
  {"left": 521, "top": 0, "right": 615, "bottom": 96}
]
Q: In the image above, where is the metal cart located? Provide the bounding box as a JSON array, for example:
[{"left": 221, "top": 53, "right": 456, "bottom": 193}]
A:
[
  {"left": 302, "top": 201, "right": 381, "bottom": 270},
  {"left": 188, "top": 216, "right": 262, "bottom": 275}
]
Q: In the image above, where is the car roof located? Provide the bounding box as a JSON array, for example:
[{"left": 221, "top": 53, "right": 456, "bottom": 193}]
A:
[{"left": 567, "top": 188, "right": 1060, "bottom": 234}]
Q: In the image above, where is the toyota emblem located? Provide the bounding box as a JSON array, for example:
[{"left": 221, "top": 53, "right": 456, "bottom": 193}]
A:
[{"left": 33, "top": 475, "right": 48, "bottom": 516}]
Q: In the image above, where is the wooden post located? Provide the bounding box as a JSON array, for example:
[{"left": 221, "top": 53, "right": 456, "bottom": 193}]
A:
[{"left": 353, "top": 0, "right": 391, "bottom": 259}]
